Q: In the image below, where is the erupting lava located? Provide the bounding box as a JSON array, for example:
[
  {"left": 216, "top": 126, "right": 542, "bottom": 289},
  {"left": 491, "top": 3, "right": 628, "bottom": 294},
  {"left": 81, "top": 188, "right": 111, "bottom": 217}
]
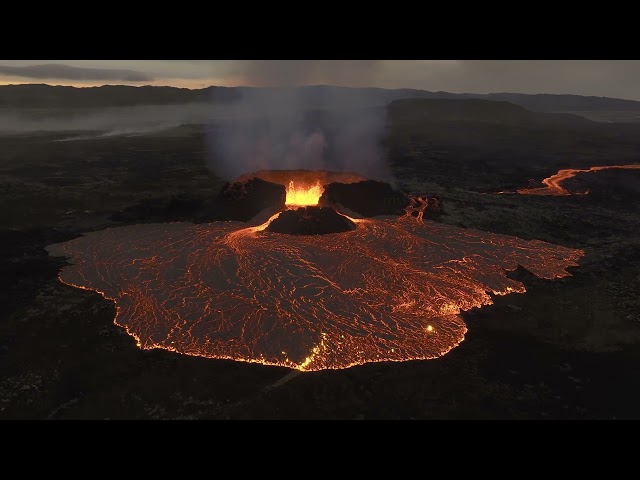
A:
[
  {"left": 517, "top": 164, "right": 640, "bottom": 196},
  {"left": 286, "top": 180, "right": 323, "bottom": 206},
  {"left": 237, "top": 169, "right": 367, "bottom": 208},
  {"left": 48, "top": 177, "right": 584, "bottom": 371}
]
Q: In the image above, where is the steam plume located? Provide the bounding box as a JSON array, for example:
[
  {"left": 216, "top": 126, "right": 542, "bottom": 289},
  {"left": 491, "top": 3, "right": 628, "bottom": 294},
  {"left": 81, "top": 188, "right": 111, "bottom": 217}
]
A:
[{"left": 206, "top": 61, "right": 391, "bottom": 181}]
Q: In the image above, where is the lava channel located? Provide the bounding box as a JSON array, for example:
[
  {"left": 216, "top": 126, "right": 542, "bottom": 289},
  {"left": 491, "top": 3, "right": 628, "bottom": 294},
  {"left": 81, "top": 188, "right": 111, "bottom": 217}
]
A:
[
  {"left": 516, "top": 164, "right": 640, "bottom": 196},
  {"left": 47, "top": 205, "right": 584, "bottom": 371}
]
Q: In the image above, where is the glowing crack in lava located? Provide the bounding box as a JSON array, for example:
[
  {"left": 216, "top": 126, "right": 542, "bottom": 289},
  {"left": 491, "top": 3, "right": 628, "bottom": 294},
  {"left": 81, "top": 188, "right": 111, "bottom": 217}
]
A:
[
  {"left": 517, "top": 164, "right": 640, "bottom": 196},
  {"left": 47, "top": 191, "right": 584, "bottom": 371}
]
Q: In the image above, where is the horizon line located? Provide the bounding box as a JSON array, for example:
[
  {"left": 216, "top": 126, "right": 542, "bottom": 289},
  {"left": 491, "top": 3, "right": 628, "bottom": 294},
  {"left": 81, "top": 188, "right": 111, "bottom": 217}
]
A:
[{"left": 0, "top": 82, "right": 637, "bottom": 102}]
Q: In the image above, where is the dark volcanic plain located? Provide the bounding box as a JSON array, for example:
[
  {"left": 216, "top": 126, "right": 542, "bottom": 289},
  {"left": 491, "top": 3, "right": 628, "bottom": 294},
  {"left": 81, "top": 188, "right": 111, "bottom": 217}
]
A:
[{"left": 2, "top": 88, "right": 640, "bottom": 419}]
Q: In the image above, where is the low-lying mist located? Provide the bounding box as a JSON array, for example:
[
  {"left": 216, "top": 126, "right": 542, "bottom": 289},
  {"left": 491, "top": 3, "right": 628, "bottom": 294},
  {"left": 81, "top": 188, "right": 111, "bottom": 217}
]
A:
[{"left": 0, "top": 103, "right": 231, "bottom": 137}]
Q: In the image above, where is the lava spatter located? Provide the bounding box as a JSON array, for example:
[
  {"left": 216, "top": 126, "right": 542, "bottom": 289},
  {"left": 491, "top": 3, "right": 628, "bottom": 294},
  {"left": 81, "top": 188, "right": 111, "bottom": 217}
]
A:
[{"left": 47, "top": 201, "right": 584, "bottom": 371}]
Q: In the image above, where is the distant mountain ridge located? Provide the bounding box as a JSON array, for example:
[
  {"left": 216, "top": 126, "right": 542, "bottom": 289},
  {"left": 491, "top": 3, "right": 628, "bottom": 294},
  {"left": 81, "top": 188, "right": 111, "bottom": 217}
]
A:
[
  {"left": 388, "top": 98, "right": 594, "bottom": 127},
  {"left": 0, "top": 84, "right": 241, "bottom": 108},
  {"left": 2, "top": 84, "right": 640, "bottom": 112}
]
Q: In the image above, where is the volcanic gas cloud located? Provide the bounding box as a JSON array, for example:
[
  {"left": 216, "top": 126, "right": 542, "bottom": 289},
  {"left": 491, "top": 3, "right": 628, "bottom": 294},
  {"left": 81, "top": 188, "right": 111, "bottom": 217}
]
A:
[{"left": 48, "top": 171, "right": 584, "bottom": 371}]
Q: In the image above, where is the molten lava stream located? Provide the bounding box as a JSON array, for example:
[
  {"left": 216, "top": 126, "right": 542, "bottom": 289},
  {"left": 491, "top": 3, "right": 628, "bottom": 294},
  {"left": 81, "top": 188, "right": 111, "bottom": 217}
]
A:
[
  {"left": 47, "top": 204, "right": 584, "bottom": 371},
  {"left": 517, "top": 164, "right": 640, "bottom": 196}
]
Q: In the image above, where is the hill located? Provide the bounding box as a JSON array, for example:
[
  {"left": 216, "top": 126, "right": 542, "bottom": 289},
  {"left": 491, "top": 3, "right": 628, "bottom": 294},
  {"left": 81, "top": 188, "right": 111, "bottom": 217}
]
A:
[
  {"left": 2, "top": 84, "right": 640, "bottom": 113},
  {"left": 387, "top": 98, "right": 593, "bottom": 127},
  {"left": 0, "top": 84, "right": 240, "bottom": 108}
]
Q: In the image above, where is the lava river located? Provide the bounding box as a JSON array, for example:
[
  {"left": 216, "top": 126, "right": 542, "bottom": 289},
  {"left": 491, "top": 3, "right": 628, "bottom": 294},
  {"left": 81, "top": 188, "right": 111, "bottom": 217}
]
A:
[
  {"left": 47, "top": 212, "right": 584, "bottom": 371},
  {"left": 517, "top": 164, "right": 640, "bottom": 196}
]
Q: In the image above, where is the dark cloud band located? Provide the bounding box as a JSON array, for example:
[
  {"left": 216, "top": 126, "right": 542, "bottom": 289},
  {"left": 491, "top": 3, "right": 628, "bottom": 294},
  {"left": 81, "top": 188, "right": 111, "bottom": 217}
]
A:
[{"left": 0, "top": 63, "right": 153, "bottom": 82}]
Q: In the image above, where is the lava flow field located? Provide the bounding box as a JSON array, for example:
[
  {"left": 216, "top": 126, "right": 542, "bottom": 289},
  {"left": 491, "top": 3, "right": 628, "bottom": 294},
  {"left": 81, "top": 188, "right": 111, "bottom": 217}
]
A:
[{"left": 47, "top": 170, "right": 584, "bottom": 371}]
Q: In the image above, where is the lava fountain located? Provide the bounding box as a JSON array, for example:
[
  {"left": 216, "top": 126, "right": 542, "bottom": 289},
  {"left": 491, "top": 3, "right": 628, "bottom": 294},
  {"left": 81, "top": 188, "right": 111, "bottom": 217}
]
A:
[
  {"left": 47, "top": 171, "right": 585, "bottom": 371},
  {"left": 286, "top": 181, "right": 323, "bottom": 206},
  {"left": 517, "top": 164, "right": 640, "bottom": 196},
  {"left": 236, "top": 169, "right": 368, "bottom": 207}
]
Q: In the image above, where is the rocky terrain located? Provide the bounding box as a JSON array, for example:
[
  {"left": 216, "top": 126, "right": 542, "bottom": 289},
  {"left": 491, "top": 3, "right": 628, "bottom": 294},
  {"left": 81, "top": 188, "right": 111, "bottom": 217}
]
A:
[{"left": 1, "top": 98, "right": 640, "bottom": 419}]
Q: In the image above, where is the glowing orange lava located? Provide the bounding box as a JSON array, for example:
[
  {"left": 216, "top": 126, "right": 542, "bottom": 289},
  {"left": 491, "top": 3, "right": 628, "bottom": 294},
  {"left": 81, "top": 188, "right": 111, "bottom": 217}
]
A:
[
  {"left": 517, "top": 164, "right": 640, "bottom": 196},
  {"left": 47, "top": 200, "right": 584, "bottom": 372},
  {"left": 286, "top": 180, "right": 323, "bottom": 206},
  {"left": 237, "top": 169, "right": 369, "bottom": 208}
]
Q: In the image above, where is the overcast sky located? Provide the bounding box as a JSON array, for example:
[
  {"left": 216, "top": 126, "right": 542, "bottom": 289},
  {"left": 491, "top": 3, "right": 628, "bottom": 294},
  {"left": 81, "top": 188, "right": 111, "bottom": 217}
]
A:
[{"left": 1, "top": 60, "right": 640, "bottom": 100}]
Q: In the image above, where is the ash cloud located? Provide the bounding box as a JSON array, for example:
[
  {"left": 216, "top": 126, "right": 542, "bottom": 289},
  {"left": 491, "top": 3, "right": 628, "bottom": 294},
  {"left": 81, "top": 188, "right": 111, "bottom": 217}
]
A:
[
  {"left": 0, "top": 64, "right": 153, "bottom": 82},
  {"left": 207, "top": 61, "right": 391, "bottom": 182}
]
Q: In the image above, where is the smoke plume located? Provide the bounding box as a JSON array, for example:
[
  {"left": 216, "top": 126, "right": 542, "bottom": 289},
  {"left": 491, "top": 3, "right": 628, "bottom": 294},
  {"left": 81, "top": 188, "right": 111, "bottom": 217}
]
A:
[{"left": 207, "top": 61, "right": 391, "bottom": 181}]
